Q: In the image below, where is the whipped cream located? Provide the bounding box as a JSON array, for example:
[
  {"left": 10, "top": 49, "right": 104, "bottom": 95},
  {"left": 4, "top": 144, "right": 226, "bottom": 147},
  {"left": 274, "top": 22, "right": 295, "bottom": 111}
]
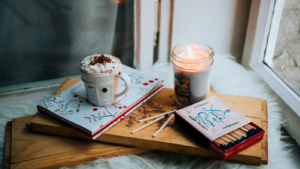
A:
[{"left": 80, "top": 54, "right": 120, "bottom": 73}]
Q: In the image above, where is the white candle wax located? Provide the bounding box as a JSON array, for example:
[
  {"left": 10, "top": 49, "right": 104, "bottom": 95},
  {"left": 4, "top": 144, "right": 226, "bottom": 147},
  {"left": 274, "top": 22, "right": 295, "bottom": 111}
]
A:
[{"left": 172, "top": 43, "right": 213, "bottom": 107}]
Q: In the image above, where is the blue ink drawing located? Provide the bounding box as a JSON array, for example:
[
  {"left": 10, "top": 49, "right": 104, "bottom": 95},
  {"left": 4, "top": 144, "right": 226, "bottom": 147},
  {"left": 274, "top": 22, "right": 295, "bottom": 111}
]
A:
[{"left": 195, "top": 107, "right": 227, "bottom": 128}]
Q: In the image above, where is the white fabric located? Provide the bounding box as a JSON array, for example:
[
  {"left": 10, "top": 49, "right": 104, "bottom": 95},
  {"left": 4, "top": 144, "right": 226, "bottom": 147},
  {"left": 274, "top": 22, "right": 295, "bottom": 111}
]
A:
[{"left": 0, "top": 54, "right": 299, "bottom": 169}]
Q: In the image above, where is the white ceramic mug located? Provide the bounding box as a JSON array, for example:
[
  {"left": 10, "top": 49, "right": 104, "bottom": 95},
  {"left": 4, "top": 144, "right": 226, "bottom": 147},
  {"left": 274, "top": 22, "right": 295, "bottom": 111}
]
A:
[{"left": 80, "top": 63, "right": 131, "bottom": 106}]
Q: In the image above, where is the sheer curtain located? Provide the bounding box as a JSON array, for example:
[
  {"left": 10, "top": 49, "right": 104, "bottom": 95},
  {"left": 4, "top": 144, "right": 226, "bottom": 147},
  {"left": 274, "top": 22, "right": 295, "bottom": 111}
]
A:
[{"left": 0, "top": 0, "right": 134, "bottom": 88}]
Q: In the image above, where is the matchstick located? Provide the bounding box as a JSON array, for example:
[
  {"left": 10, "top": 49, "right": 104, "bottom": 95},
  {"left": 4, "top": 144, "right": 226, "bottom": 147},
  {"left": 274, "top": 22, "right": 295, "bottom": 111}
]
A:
[
  {"left": 224, "top": 134, "right": 236, "bottom": 142},
  {"left": 214, "top": 139, "right": 223, "bottom": 145},
  {"left": 139, "top": 109, "right": 177, "bottom": 122},
  {"left": 233, "top": 130, "right": 245, "bottom": 137},
  {"left": 238, "top": 129, "right": 247, "bottom": 135},
  {"left": 216, "top": 138, "right": 227, "bottom": 145},
  {"left": 240, "top": 126, "right": 248, "bottom": 133},
  {"left": 246, "top": 124, "right": 254, "bottom": 129},
  {"left": 243, "top": 125, "right": 251, "bottom": 130},
  {"left": 153, "top": 113, "right": 174, "bottom": 137},
  {"left": 232, "top": 130, "right": 241, "bottom": 137},
  {"left": 219, "top": 137, "right": 229, "bottom": 144},
  {"left": 215, "top": 123, "right": 262, "bottom": 150},
  {"left": 220, "top": 136, "right": 231, "bottom": 143},
  {"left": 216, "top": 139, "right": 226, "bottom": 145},
  {"left": 132, "top": 116, "right": 165, "bottom": 134},
  {"left": 229, "top": 132, "right": 241, "bottom": 140}
]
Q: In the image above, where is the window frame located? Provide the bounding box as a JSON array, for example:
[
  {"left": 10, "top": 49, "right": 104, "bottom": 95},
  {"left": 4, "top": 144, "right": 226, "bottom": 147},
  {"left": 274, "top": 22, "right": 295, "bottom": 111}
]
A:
[
  {"left": 157, "top": 0, "right": 174, "bottom": 63},
  {"left": 135, "top": 0, "right": 174, "bottom": 66},
  {"left": 134, "top": 0, "right": 155, "bottom": 71},
  {"left": 241, "top": 0, "right": 300, "bottom": 117}
]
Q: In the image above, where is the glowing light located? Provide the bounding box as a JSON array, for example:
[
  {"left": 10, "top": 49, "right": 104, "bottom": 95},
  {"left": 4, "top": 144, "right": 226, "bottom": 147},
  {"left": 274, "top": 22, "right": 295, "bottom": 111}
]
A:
[{"left": 187, "top": 46, "right": 193, "bottom": 60}]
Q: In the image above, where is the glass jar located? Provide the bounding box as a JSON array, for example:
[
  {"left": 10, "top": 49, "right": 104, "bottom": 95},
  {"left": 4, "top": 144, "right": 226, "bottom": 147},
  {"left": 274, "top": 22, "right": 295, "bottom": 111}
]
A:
[{"left": 171, "top": 42, "right": 214, "bottom": 107}]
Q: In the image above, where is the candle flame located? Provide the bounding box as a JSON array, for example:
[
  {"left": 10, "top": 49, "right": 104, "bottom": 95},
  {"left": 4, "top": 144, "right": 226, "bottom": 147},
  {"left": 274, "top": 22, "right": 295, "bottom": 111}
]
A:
[{"left": 187, "top": 46, "right": 193, "bottom": 60}]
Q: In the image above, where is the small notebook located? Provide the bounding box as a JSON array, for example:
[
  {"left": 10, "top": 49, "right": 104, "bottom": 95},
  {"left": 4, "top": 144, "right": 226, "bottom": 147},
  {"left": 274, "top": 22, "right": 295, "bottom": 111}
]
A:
[{"left": 37, "top": 65, "right": 164, "bottom": 139}]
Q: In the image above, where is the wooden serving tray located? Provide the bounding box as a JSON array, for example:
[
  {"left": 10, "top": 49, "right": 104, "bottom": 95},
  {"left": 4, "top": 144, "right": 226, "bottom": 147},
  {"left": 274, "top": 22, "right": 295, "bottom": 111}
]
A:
[
  {"left": 4, "top": 115, "right": 149, "bottom": 169},
  {"left": 27, "top": 78, "right": 268, "bottom": 165}
]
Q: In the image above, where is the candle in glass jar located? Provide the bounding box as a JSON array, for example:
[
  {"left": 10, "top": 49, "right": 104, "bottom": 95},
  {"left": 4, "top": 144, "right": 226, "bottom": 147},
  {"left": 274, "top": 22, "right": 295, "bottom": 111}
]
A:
[{"left": 171, "top": 42, "right": 214, "bottom": 107}]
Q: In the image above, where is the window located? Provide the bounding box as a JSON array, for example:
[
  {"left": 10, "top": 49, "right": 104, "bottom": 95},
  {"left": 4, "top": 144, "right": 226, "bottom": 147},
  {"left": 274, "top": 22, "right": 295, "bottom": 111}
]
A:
[
  {"left": 242, "top": 0, "right": 300, "bottom": 117},
  {"left": 264, "top": 0, "right": 300, "bottom": 96},
  {"left": 0, "top": 0, "right": 135, "bottom": 87}
]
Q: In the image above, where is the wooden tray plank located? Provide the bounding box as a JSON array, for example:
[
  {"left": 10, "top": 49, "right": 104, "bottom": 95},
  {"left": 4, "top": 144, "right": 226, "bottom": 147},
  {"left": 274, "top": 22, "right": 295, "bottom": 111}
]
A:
[
  {"left": 261, "top": 100, "right": 268, "bottom": 164},
  {"left": 29, "top": 88, "right": 265, "bottom": 165},
  {"left": 5, "top": 121, "right": 12, "bottom": 169},
  {"left": 11, "top": 145, "right": 148, "bottom": 169},
  {"left": 207, "top": 93, "right": 263, "bottom": 119},
  {"left": 10, "top": 115, "right": 149, "bottom": 169}
]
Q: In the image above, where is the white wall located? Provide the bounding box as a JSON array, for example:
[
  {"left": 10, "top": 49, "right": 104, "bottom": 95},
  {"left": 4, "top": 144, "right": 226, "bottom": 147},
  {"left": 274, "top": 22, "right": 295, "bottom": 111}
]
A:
[{"left": 171, "top": 0, "right": 251, "bottom": 61}]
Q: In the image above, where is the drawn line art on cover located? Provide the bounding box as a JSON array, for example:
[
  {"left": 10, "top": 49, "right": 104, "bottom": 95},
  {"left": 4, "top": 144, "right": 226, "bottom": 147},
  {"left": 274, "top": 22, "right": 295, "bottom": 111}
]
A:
[
  {"left": 194, "top": 102, "right": 210, "bottom": 108},
  {"left": 211, "top": 128, "right": 218, "bottom": 134},
  {"left": 214, "top": 100, "right": 244, "bottom": 120},
  {"left": 124, "top": 71, "right": 160, "bottom": 94},
  {"left": 179, "top": 96, "right": 252, "bottom": 140},
  {"left": 84, "top": 106, "right": 119, "bottom": 123},
  {"left": 189, "top": 115, "right": 208, "bottom": 131},
  {"left": 41, "top": 92, "right": 82, "bottom": 117},
  {"left": 192, "top": 105, "right": 227, "bottom": 129},
  {"left": 223, "top": 121, "right": 239, "bottom": 130},
  {"left": 186, "top": 109, "right": 193, "bottom": 114}
]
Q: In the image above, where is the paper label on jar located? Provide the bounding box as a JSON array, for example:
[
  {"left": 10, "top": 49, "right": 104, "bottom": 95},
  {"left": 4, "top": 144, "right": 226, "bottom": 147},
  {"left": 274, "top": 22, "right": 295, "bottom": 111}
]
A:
[
  {"left": 176, "top": 96, "right": 252, "bottom": 141},
  {"left": 174, "top": 72, "right": 191, "bottom": 102}
]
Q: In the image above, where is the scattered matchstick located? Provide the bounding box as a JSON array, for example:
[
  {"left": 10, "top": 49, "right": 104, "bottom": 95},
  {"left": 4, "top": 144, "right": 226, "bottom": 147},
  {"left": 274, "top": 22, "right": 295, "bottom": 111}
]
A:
[
  {"left": 139, "top": 109, "right": 178, "bottom": 123},
  {"left": 153, "top": 113, "right": 175, "bottom": 137},
  {"left": 132, "top": 116, "right": 165, "bottom": 134},
  {"left": 133, "top": 109, "right": 179, "bottom": 136}
]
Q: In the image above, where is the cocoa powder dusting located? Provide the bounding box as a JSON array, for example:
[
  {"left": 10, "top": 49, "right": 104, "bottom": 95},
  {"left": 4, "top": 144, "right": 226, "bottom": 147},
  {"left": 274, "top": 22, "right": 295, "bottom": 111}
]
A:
[
  {"left": 157, "top": 118, "right": 167, "bottom": 128},
  {"left": 157, "top": 117, "right": 173, "bottom": 129},
  {"left": 124, "top": 105, "right": 173, "bottom": 130},
  {"left": 125, "top": 115, "right": 136, "bottom": 128},
  {"left": 146, "top": 101, "right": 154, "bottom": 107},
  {"left": 90, "top": 54, "right": 112, "bottom": 65}
]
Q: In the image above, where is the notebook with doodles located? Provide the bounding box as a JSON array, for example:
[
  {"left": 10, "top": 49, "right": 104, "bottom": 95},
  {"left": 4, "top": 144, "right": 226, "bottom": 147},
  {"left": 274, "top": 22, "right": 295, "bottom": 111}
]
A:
[{"left": 37, "top": 65, "right": 164, "bottom": 139}]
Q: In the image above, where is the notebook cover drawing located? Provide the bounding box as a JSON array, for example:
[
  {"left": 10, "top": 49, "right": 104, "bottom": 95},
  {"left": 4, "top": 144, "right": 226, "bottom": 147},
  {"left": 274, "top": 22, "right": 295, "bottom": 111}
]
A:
[
  {"left": 37, "top": 65, "right": 164, "bottom": 139},
  {"left": 176, "top": 96, "right": 251, "bottom": 141}
]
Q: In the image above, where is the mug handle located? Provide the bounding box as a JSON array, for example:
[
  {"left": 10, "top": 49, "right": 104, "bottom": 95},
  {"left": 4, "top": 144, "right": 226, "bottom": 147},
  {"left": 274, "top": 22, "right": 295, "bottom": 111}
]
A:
[{"left": 115, "top": 72, "right": 131, "bottom": 98}]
